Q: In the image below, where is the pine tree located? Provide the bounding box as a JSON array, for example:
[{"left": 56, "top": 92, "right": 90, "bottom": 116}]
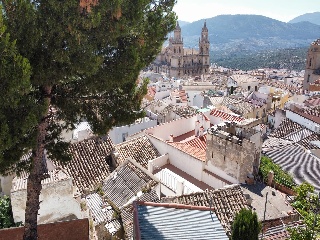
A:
[
  {"left": 231, "top": 208, "right": 261, "bottom": 240},
  {"left": 0, "top": 1, "right": 176, "bottom": 239}
]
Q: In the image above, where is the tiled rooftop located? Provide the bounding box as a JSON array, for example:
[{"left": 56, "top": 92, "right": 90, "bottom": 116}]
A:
[
  {"left": 115, "top": 135, "right": 161, "bottom": 169},
  {"left": 210, "top": 108, "right": 244, "bottom": 122},
  {"left": 266, "top": 144, "right": 320, "bottom": 191},
  {"left": 269, "top": 118, "right": 302, "bottom": 138},
  {"left": 55, "top": 136, "right": 114, "bottom": 193},
  {"left": 161, "top": 184, "right": 247, "bottom": 236},
  {"left": 297, "top": 133, "right": 320, "bottom": 150},
  {"left": 260, "top": 221, "right": 304, "bottom": 240},
  {"left": 102, "top": 159, "right": 159, "bottom": 209},
  {"left": 228, "top": 101, "right": 255, "bottom": 116},
  {"left": 11, "top": 168, "right": 70, "bottom": 192},
  {"left": 169, "top": 137, "right": 206, "bottom": 161},
  {"left": 262, "top": 137, "right": 293, "bottom": 152}
]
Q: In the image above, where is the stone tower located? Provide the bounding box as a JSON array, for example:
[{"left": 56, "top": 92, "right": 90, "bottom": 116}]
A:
[
  {"left": 303, "top": 39, "right": 320, "bottom": 91},
  {"left": 199, "top": 21, "right": 210, "bottom": 75},
  {"left": 168, "top": 22, "right": 184, "bottom": 77}
]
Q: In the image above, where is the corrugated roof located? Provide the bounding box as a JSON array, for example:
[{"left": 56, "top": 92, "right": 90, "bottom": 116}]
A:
[
  {"left": 103, "top": 160, "right": 158, "bottom": 209},
  {"left": 121, "top": 190, "right": 160, "bottom": 239},
  {"left": 266, "top": 144, "right": 320, "bottom": 191},
  {"left": 161, "top": 185, "right": 247, "bottom": 236},
  {"left": 136, "top": 204, "right": 229, "bottom": 240}
]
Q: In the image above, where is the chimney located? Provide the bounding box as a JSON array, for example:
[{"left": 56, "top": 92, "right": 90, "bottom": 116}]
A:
[
  {"left": 195, "top": 120, "right": 200, "bottom": 136},
  {"left": 199, "top": 126, "right": 204, "bottom": 137},
  {"left": 267, "top": 170, "right": 274, "bottom": 186},
  {"left": 169, "top": 134, "right": 174, "bottom": 142}
]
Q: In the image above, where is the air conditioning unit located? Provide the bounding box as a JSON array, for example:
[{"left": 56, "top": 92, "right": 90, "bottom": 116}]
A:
[{"left": 314, "top": 125, "right": 320, "bottom": 133}]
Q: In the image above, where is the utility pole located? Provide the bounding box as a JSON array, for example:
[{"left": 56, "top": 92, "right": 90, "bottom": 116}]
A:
[{"left": 261, "top": 191, "right": 269, "bottom": 240}]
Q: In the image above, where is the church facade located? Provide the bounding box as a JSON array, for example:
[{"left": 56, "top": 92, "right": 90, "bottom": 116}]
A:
[
  {"left": 303, "top": 39, "right": 320, "bottom": 91},
  {"left": 153, "top": 21, "right": 210, "bottom": 78}
]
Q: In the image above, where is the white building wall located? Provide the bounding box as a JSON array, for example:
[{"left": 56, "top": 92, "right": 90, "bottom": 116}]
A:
[
  {"left": 148, "top": 154, "right": 169, "bottom": 173},
  {"left": 11, "top": 177, "right": 82, "bottom": 224},
  {"left": 286, "top": 110, "right": 318, "bottom": 132},
  {"left": 204, "top": 161, "right": 238, "bottom": 186},
  {"left": 146, "top": 116, "right": 197, "bottom": 141},
  {"left": 109, "top": 117, "right": 157, "bottom": 144},
  {"left": 0, "top": 175, "right": 15, "bottom": 196},
  {"left": 147, "top": 135, "right": 203, "bottom": 181},
  {"left": 193, "top": 94, "right": 204, "bottom": 108},
  {"left": 154, "top": 90, "right": 170, "bottom": 100}
]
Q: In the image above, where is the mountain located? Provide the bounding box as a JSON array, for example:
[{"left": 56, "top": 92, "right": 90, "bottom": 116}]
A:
[
  {"left": 289, "top": 12, "right": 320, "bottom": 25},
  {"left": 178, "top": 20, "right": 190, "bottom": 27},
  {"left": 177, "top": 14, "right": 319, "bottom": 69}
]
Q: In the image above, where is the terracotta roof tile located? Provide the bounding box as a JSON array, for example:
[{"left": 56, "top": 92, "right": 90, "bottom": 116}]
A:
[
  {"left": 160, "top": 185, "right": 247, "bottom": 236},
  {"left": 55, "top": 136, "right": 114, "bottom": 193},
  {"left": 210, "top": 108, "right": 244, "bottom": 122},
  {"left": 115, "top": 136, "right": 160, "bottom": 169}
]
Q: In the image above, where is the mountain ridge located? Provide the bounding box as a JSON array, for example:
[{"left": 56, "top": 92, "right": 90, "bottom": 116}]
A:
[{"left": 288, "top": 12, "right": 320, "bottom": 25}]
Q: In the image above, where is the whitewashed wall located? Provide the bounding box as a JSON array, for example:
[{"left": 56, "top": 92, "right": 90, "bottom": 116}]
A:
[
  {"left": 146, "top": 116, "right": 197, "bottom": 141},
  {"left": 109, "top": 117, "right": 157, "bottom": 144},
  {"left": 11, "top": 177, "right": 82, "bottom": 224},
  {"left": 147, "top": 135, "right": 203, "bottom": 181},
  {"left": 286, "top": 110, "right": 318, "bottom": 131}
]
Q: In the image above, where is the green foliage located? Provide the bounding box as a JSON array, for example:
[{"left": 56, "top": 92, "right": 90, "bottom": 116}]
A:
[
  {"left": 259, "top": 156, "right": 296, "bottom": 189},
  {"left": 288, "top": 224, "right": 314, "bottom": 240},
  {"left": 231, "top": 208, "right": 261, "bottom": 240},
  {"left": 96, "top": 184, "right": 104, "bottom": 197},
  {"left": 214, "top": 47, "right": 308, "bottom": 71},
  {"left": 0, "top": 196, "right": 15, "bottom": 229},
  {"left": 0, "top": 0, "right": 176, "bottom": 170},
  {"left": 0, "top": 1, "right": 176, "bottom": 237},
  {"left": 288, "top": 182, "right": 320, "bottom": 240}
]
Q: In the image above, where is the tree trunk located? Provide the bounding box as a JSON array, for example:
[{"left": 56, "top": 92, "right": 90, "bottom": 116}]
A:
[{"left": 23, "top": 86, "right": 51, "bottom": 240}]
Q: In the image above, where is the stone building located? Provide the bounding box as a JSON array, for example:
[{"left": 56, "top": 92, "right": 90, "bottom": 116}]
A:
[
  {"left": 303, "top": 39, "right": 320, "bottom": 90},
  {"left": 206, "top": 119, "right": 262, "bottom": 183},
  {"left": 153, "top": 21, "right": 210, "bottom": 77}
]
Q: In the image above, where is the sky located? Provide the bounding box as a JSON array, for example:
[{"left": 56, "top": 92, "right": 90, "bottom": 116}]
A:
[{"left": 173, "top": 0, "right": 320, "bottom": 23}]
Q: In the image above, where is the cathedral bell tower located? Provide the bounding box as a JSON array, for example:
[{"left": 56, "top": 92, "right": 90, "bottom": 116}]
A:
[
  {"left": 168, "top": 22, "right": 184, "bottom": 77},
  {"left": 303, "top": 39, "right": 320, "bottom": 91},
  {"left": 199, "top": 21, "right": 210, "bottom": 74}
]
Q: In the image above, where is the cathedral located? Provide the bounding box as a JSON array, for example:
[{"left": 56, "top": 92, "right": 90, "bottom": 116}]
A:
[
  {"left": 303, "top": 39, "right": 320, "bottom": 91},
  {"left": 153, "top": 21, "right": 210, "bottom": 78}
]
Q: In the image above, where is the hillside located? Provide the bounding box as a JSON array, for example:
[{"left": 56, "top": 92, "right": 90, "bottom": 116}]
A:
[
  {"left": 178, "top": 20, "right": 190, "bottom": 27},
  {"left": 289, "top": 12, "right": 320, "bottom": 25},
  {"left": 214, "top": 47, "right": 308, "bottom": 71},
  {"left": 180, "top": 14, "right": 320, "bottom": 52}
]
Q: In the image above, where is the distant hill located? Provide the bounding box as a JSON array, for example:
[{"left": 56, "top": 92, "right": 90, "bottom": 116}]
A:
[
  {"left": 289, "top": 12, "right": 320, "bottom": 25},
  {"left": 214, "top": 47, "right": 308, "bottom": 71},
  {"left": 175, "top": 14, "right": 319, "bottom": 70},
  {"left": 178, "top": 20, "right": 190, "bottom": 27}
]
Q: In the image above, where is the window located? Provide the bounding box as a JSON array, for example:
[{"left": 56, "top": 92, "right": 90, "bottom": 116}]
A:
[
  {"left": 307, "top": 74, "right": 310, "bottom": 83},
  {"left": 248, "top": 86, "right": 251, "bottom": 91},
  {"left": 309, "top": 58, "right": 312, "bottom": 67},
  {"left": 122, "top": 132, "right": 128, "bottom": 142}
]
